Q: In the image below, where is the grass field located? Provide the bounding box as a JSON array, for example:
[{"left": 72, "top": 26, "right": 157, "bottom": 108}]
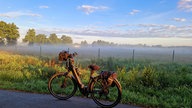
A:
[{"left": 0, "top": 50, "right": 192, "bottom": 107}]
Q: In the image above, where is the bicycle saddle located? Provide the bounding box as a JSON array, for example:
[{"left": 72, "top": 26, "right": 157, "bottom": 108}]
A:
[{"left": 88, "top": 64, "right": 100, "bottom": 71}]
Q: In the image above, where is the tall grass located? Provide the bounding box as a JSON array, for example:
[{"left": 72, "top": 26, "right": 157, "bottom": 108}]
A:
[
  {"left": 0, "top": 51, "right": 192, "bottom": 107},
  {"left": 0, "top": 51, "right": 57, "bottom": 93}
]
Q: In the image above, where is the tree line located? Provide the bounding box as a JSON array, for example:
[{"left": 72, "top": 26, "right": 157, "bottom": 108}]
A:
[
  {"left": 0, "top": 21, "right": 73, "bottom": 46},
  {"left": 23, "top": 29, "right": 73, "bottom": 45},
  {"left": 81, "top": 40, "right": 117, "bottom": 46},
  {"left": 0, "top": 20, "right": 117, "bottom": 46}
]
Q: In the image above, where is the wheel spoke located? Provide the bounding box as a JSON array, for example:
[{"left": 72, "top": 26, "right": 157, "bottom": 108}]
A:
[
  {"left": 48, "top": 73, "right": 77, "bottom": 100},
  {"left": 91, "top": 78, "right": 121, "bottom": 108}
]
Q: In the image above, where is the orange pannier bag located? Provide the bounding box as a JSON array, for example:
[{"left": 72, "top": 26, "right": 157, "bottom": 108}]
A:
[{"left": 100, "top": 71, "right": 117, "bottom": 86}]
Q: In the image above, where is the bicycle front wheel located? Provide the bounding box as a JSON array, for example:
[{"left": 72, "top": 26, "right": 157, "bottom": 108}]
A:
[
  {"left": 90, "top": 78, "right": 122, "bottom": 108},
  {"left": 48, "top": 72, "right": 77, "bottom": 100}
]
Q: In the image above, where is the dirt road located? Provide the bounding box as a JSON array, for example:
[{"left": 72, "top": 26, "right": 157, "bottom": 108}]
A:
[{"left": 0, "top": 90, "right": 141, "bottom": 108}]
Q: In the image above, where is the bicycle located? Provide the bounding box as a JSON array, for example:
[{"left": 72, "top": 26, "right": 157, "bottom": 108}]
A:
[{"left": 48, "top": 50, "right": 122, "bottom": 108}]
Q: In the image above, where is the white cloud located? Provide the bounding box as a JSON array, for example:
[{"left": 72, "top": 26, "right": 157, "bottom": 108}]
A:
[
  {"left": 33, "top": 23, "right": 192, "bottom": 39},
  {"left": 178, "top": 0, "right": 192, "bottom": 12},
  {"left": 0, "top": 11, "right": 41, "bottom": 18},
  {"left": 115, "top": 24, "right": 131, "bottom": 27},
  {"left": 138, "top": 24, "right": 160, "bottom": 27},
  {"left": 39, "top": 5, "right": 49, "bottom": 9},
  {"left": 77, "top": 5, "right": 109, "bottom": 15},
  {"left": 129, "top": 9, "right": 140, "bottom": 15},
  {"left": 172, "top": 17, "right": 186, "bottom": 22}
]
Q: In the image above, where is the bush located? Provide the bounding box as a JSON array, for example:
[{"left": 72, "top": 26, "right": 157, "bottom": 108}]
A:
[
  {"left": 0, "top": 70, "right": 24, "bottom": 82},
  {"left": 140, "top": 66, "right": 159, "bottom": 87}
]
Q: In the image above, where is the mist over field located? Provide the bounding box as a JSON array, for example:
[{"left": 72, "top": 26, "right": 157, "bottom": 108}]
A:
[{"left": 1, "top": 44, "right": 192, "bottom": 63}]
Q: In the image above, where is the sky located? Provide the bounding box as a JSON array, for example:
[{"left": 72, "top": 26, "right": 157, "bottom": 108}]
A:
[{"left": 0, "top": 0, "right": 192, "bottom": 46}]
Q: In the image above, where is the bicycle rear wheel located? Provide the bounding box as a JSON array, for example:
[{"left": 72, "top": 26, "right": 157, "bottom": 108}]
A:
[
  {"left": 90, "top": 78, "right": 122, "bottom": 108},
  {"left": 48, "top": 72, "right": 77, "bottom": 100}
]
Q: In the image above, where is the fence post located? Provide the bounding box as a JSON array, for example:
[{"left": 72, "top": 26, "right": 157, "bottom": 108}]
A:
[
  {"left": 15, "top": 45, "right": 17, "bottom": 53},
  {"left": 40, "top": 45, "right": 42, "bottom": 58},
  {"left": 132, "top": 49, "right": 135, "bottom": 63},
  {"left": 98, "top": 48, "right": 100, "bottom": 59},
  {"left": 172, "top": 50, "right": 175, "bottom": 62}
]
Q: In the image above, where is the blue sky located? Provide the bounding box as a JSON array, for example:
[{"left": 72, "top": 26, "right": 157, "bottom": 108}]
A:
[{"left": 0, "top": 0, "right": 192, "bottom": 46}]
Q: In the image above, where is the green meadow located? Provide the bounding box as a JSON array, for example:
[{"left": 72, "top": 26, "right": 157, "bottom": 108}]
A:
[{"left": 0, "top": 51, "right": 192, "bottom": 107}]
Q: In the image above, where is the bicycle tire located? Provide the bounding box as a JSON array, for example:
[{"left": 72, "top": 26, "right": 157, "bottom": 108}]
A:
[
  {"left": 90, "top": 78, "right": 122, "bottom": 108},
  {"left": 48, "top": 72, "right": 77, "bottom": 100}
]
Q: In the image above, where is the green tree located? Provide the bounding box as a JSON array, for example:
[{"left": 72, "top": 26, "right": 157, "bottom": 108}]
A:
[
  {"left": 81, "top": 40, "right": 88, "bottom": 46},
  {"left": 6, "top": 23, "right": 20, "bottom": 46},
  {"left": 48, "top": 33, "right": 60, "bottom": 44},
  {"left": 0, "top": 21, "right": 7, "bottom": 45},
  {"left": 61, "top": 35, "right": 73, "bottom": 44},
  {"left": 23, "top": 29, "right": 36, "bottom": 45},
  {"left": 92, "top": 40, "right": 110, "bottom": 46},
  {"left": 91, "top": 40, "right": 116, "bottom": 46},
  {"left": 35, "top": 34, "right": 47, "bottom": 44},
  {"left": 0, "top": 21, "right": 20, "bottom": 46}
]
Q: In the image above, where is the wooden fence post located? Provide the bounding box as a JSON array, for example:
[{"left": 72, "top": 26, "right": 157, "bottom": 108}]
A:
[
  {"left": 172, "top": 50, "right": 175, "bottom": 62},
  {"left": 39, "top": 45, "right": 42, "bottom": 58},
  {"left": 15, "top": 45, "right": 17, "bottom": 53},
  {"left": 98, "top": 48, "right": 100, "bottom": 59},
  {"left": 68, "top": 48, "right": 70, "bottom": 52},
  {"left": 132, "top": 49, "right": 135, "bottom": 63}
]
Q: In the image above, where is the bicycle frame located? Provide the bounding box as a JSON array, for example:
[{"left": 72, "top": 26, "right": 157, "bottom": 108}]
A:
[{"left": 65, "top": 57, "right": 94, "bottom": 96}]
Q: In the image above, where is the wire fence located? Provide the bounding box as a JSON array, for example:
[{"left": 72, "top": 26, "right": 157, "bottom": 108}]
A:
[{"left": 0, "top": 45, "right": 192, "bottom": 63}]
